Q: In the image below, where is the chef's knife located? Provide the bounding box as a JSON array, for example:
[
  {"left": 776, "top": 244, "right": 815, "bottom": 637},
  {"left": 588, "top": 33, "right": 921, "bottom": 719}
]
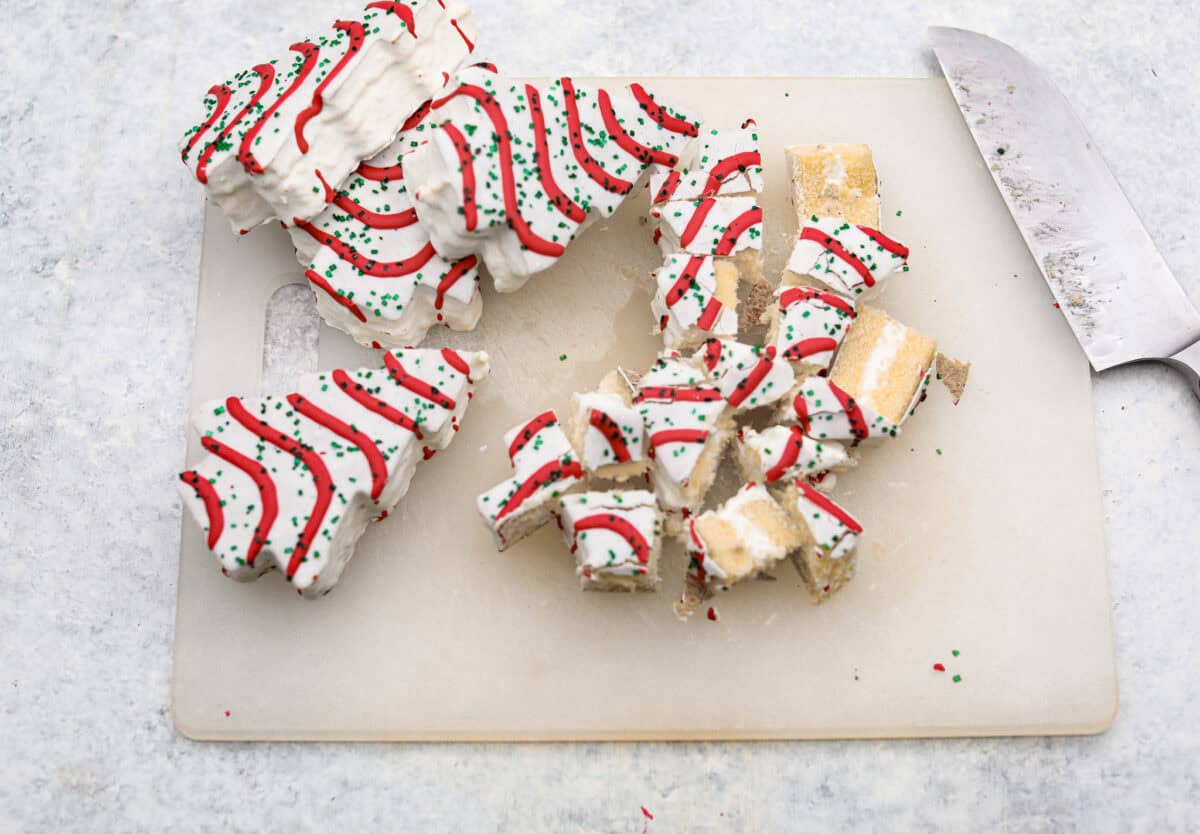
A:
[{"left": 929, "top": 26, "right": 1200, "bottom": 396}]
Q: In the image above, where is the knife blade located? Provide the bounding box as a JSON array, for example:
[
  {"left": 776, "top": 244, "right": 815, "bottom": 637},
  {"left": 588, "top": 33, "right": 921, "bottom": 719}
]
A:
[{"left": 929, "top": 26, "right": 1200, "bottom": 383}]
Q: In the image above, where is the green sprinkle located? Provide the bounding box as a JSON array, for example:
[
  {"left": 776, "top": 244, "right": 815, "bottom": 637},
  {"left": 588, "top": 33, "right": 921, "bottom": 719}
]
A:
[
  {"left": 559, "top": 354, "right": 567, "bottom": 362},
  {"left": 952, "top": 675, "right": 962, "bottom": 683},
  {"left": 952, "top": 649, "right": 960, "bottom": 657},
  {"left": 936, "top": 448, "right": 943, "bottom": 456},
  {"left": 896, "top": 209, "right": 904, "bottom": 217}
]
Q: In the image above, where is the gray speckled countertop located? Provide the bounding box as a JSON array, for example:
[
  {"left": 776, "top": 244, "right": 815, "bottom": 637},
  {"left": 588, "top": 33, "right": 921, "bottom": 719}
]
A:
[{"left": 3, "top": 1, "right": 1198, "bottom": 831}]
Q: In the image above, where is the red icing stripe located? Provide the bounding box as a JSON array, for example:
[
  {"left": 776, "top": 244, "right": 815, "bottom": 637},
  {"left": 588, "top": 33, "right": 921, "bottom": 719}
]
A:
[
  {"left": 629, "top": 83, "right": 698, "bottom": 137},
  {"left": 440, "top": 121, "right": 478, "bottom": 230},
  {"left": 495, "top": 458, "right": 583, "bottom": 522},
  {"left": 179, "top": 470, "right": 224, "bottom": 549},
  {"left": 779, "top": 286, "right": 856, "bottom": 317},
  {"left": 783, "top": 337, "right": 839, "bottom": 361},
  {"left": 652, "top": 170, "right": 681, "bottom": 206},
  {"left": 440, "top": 348, "right": 471, "bottom": 378},
  {"left": 635, "top": 387, "right": 723, "bottom": 404},
  {"left": 829, "top": 382, "right": 870, "bottom": 441},
  {"left": 764, "top": 426, "right": 807, "bottom": 482},
  {"left": 859, "top": 225, "right": 910, "bottom": 259},
  {"left": 401, "top": 100, "right": 432, "bottom": 132},
  {"left": 725, "top": 349, "right": 776, "bottom": 408},
  {"left": 794, "top": 479, "right": 863, "bottom": 533},
  {"left": 288, "top": 393, "right": 387, "bottom": 501},
  {"left": 695, "top": 298, "right": 723, "bottom": 331},
  {"left": 182, "top": 85, "right": 232, "bottom": 161},
  {"left": 331, "top": 193, "right": 418, "bottom": 229},
  {"left": 573, "top": 513, "right": 650, "bottom": 563},
  {"left": 508, "top": 411, "right": 557, "bottom": 461},
  {"left": 432, "top": 84, "right": 566, "bottom": 255},
  {"left": 799, "top": 226, "right": 874, "bottom": 287},
  {"left": 384, "top": 351, "right": 456, "bottom": 410},
  {"left": 701, "top": 338, "right": 723, "bottom": 372},
  {"left": 791, "top": 390, "right": 811, "bottom": 435},
  {"left": 665, "top": 256, "right": 706, "bottom": 306},
  {"left": 561, "top": 78, "right": 634, "bottom": 196},
  {"left": 450, "top": 18, "right": 474, "bottom": 51},
  {"left": 357, "top": 160, "right": 405, "bottom": 181},
  {"left": 366, "top": 2, "right": 417, "bottom": 37},
  {"left": 587, "top": 409, "right": 633, "bottom": 464},
  {"left": 333, "top": 369, "right": 422, "bottom": 438},
  {"left": 526, "top": 84, "right": 587, "bottom": 223},
  {"left": 238, "top": 44, "right": 320, "bottom": 174},
  {"left": 679, "top": 199, "right": 717, "bottom": 249},
  {"left": 294, "top": 22, "right": 365, "bottom": 154},
  {"left": 650, "top": 428, "right": 709, "bottom": 447},
  {"left": 597, "top": 88, "right": 680, "bottom": 167},
  {"left": 199, "top": 435, "right": 277, "bottom": 566},
  {"left": 305, "top": 268, "right": 366, "bottom": 322},
  {"left": 226, "top": 398, "right": 334, "bottom": 579},
  {"left": 435, "top": 256, "right": 477, "bottom": 311},
  {"left": 704, "top": 151, "right": 761, "bottom": 195},
  {"left": 714, "top": 206, "right": 763, "bottom": 256},
  {"left": 196, "top": 64, "right": 275, "bottom": 184},
  {"left": 293, "top": 218, "right": 437, "bottom": 276}
]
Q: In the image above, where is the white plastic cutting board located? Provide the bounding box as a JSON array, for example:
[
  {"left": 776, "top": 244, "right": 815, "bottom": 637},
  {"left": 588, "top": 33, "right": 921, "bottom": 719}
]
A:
[{"left": 173, "top": 78, "right": 1117, "bottom": 740}]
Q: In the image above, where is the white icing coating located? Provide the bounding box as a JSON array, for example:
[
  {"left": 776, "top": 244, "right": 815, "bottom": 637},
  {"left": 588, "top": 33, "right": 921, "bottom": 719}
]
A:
[
  {"left": 404, "top": 67, "right": 700, "bottom": 291},
  {"left": 180, "top": 1, "right": 476, "bottom": 232},
  {"left": 903, "top": 363, "right": 936, "bottom": 423},
  {"left": 785, "top": 215, "right": 909, "bottom": 297},
  {"left": 572, "top": 392, "right": 646, "bottom": 474},
  {"left": 770, "top": 286, "right": 856, "bottom": 371},
  {"left": 559, "top": 490, "right": 662, "bottom": 588},
  {"left": 779, "top": 376, "right": 898, "bottom": 442},
  {"left": 653, "top": 196, "right": 763, "bottom": 258},
  {"left": 634, "top": 353, "right": 727, "bottom": 511},
  {"left": 697, "top": 338, "right": 795, "bottom": 411},
  {"left": 177, "top": 348, "right": 490, "bottom": 598},
  {"left": 289, "top": 130, "right": 482, "bottom": 349},
  {"left": 783, "top": 480, "right": 862, "bottom": 562},
  {"left": 477, "top": 411, "right": 584, "bottom": 551},
  {"left": 649, "top": 254, "right": 738, "bottom": 349},
  {"left": 650, "top": 121, "right": 763, "bottom": 203},
  {"left": 738, "top": 425, "right": 850, "bottom": 484},
  {"left": 684, "top": 517, "right": 727, "bottom": 584}
]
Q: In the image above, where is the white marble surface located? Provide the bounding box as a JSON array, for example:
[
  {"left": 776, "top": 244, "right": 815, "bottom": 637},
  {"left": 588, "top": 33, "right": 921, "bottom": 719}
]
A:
[{"left": 2, "top": 0, "right": 1198, "bottom": 830}]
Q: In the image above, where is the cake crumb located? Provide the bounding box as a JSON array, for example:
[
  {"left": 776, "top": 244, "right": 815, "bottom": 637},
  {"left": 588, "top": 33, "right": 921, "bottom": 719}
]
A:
[{"left": 935, "top": 352, "right": 971, "bottom": 402}]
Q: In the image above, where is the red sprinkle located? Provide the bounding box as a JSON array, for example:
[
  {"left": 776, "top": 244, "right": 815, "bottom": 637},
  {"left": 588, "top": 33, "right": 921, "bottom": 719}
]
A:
[
  {"left": 1053, "top": 302, "right": 1061, "bottom": 309},
  {"left": 224, "top": 710, "right": 231, "bottom": 717},
  {"left": 641, "top": 807, "right": 654, "bottom": 820},
  {"left": 933, "top": 663, "right": 946, "bottom": 672},
  {"left": 706, "top": 607, "right": 718, "bottom": 621}
]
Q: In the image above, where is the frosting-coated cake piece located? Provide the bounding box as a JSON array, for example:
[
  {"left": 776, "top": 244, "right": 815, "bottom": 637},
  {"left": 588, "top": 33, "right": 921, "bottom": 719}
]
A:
[
  {"left": 776, "top": 376, "right": 898, "bottom": 443},
  {"left": 650, "top": 120, "right": 764, "bottom": 203},
  {"left": 779, "top": 479, "right": 863, "bottom": 603},
  {"left": 568, "top": 372, "right": 647, "bottom": 482},
  {"left": 650, "top": 255, "right": 739, "bottom": 351},
  {"left": 634, "top": 352, "right": 732, "bottom": 512},
  {"left": 763, "top": 286, "right": 856, "bottom": 373},
  {"left": 830, "top": 305, "right": 937, "bottom": 425},
  {"left": 180, "top": 1, "right": 477, "bottom": 232},
  {"left": 405, "top": 66, "right": 700, "bottom": 291},
  {"left": 689, "top": 483, "right": 805, "bottom": 589},
  {"left": 785, "top": 144, "right": 880, "bottom": 228},
  {"left": 178, "top": 348, "right": 490, "bottom": 598},
  {"left": 782, "top": 216, "right": 909, "bottom": 296},
  {"left": 653, "top": 196, "right": 763, "bottom": 261},
  {"left": 737, "top": 425, "right": 851, "bottom": 485},
  {"left": 559, "top": 490, "right": 663, "bottom": 591},
  {"left": 697, "top": 339, "right": 795, "bottom": 412},
  {"left": 290, "top": 127, "right": 482, "bottom": 349},
  {"left": 476, "top": 411, "right": 584, "bottom": 551}
]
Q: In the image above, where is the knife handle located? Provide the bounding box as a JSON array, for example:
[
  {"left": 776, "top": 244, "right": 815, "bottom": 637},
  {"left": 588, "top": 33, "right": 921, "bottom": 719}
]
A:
[{"left": 1163, "top": 340, "right": 1200, "bottom": 399}]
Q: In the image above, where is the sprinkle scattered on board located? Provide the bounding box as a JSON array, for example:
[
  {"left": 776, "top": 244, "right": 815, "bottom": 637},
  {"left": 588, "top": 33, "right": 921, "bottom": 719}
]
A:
[
  {"left": 936, "top": 448, "right": 943, "bottom": 456},
  {"left": 224, "top": 710, "right": 231, "bottom": 717},
  {"left": 706, "top": 607, "right": 719, "bottom": 622},
  {"left": 933, "top": 663, "right": 946, "bottom": 672},
  {"left": 640, "top": 806, "right": 654, "bottom": 834},
  {"left": 559, "top": 354, "right": 568, "bottom": 362},
  {"left": 895, "top": 209, "right": 903, "bottom": 217}
]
